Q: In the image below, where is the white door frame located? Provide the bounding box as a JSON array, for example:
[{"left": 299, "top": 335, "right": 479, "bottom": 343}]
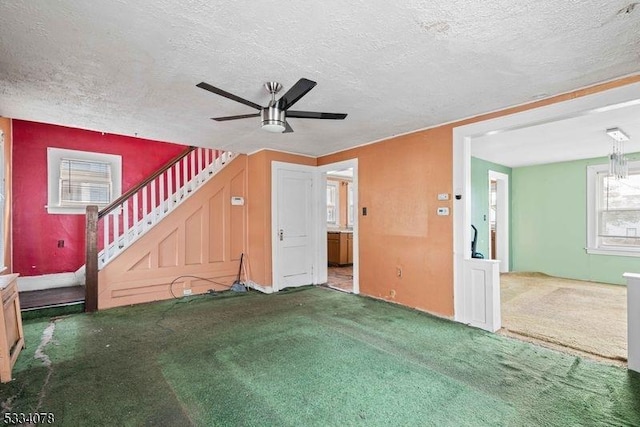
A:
[
  {"left": 453, "top": 81, "right": 640, "bottom": 324},
  {"left": 318, "top": 159, "right": 359, "bottom": 294},
  {"left": 271, "top": 161, "right": 321, "bottom": 292},
  {"left": 488, "top": 170, "right": 509, "bottom": 272}
]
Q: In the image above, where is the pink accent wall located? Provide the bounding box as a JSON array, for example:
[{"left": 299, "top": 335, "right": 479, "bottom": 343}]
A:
[{"left": 12, "top": 120, "right": 186, "bottom": 276}]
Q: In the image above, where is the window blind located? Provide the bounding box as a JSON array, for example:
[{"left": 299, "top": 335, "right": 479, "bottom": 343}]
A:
[{"left": 59, "top": 158, "right": 112, "bottom": 205}]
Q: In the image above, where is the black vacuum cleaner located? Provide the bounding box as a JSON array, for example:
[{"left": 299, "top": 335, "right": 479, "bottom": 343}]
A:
[{"left": 471, "top": 225, "right": 484, "bottom": 259}]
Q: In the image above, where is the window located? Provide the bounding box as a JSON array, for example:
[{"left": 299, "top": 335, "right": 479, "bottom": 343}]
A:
[
  {"left": 327, "top": 181, "right": 339, "bottom": 225},
  {"left": 47, "top": 148, "right": 122, "bottom": 214},
  {"left": 587, "top": 162, "right": 640, "bottom": 255},
  {"left": 59, "top": 158, "right": 112, "bottom": 205}
]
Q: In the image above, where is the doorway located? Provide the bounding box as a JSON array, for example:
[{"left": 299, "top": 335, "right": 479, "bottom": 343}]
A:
[
  {"left": 453, "top": 81, "right": 640, "bottom": 336},
  {"left": 319, "top": 159, "right": 359, "bottom": 294},
  {"left": 326, "top": 167, "right": 354, "bottom": 292},
  {"left": 488, "top": 170, "right": 509, "bottom": 272},
  {"left": 271, "top": 159, "right": 359, "bottom": 295}
]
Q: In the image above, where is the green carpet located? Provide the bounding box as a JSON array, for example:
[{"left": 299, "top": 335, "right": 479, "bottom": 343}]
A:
[{"left": 2, "top": 287, "right": 639, "bottom": 426}]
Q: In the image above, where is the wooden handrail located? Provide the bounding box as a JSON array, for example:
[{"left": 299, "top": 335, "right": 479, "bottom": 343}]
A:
[{"left": 98, "top": 146, "right": 195, "bottom": 219}]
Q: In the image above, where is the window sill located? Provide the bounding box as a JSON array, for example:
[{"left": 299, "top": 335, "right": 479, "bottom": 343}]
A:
[
  {"left": 46, "top": 205, "right": 113, "bottom": 215},
  {"left": 586, "top": 248, "right": 640, "bottom": 258},
  {"left": 46, "top": 205, "right": 97, "bottom": 215}
]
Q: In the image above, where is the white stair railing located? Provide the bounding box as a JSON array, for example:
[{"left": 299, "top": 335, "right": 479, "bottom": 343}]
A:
[{"left": 96, "top": 148, "right": 236, "bottom": 268}]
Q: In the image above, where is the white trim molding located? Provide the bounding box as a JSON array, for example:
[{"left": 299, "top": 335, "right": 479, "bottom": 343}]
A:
[{"left": 17, "top": 271, "right": 84, "bottom": 292}]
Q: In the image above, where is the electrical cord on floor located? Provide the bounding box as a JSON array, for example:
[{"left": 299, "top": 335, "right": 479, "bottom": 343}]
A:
[{"left": 168, "top": 275, "right": 242, "bottom": 299}]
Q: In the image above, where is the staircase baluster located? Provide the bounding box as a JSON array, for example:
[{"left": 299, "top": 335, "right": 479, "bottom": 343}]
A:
[
  {"left": 190, "top": 149, "right": 196, "bottom": 187},
  {"left": 113, "top": 208, "right": 120, "bottom": 251},
  {"left": 103, "top": 213, "right": 109, "bottom": 256},
  {"left": 123, "top": 199, "right": 129, "bottom": 246},
  {"left": 183, "top": 156, "right": 189, "bottom": 195},
  {"left": 168, "top": 164, "right": 174, "bottom": 210},
  {"left": 150, "top": 179, "right": 157, "bottom": 225},
  {"left": 158, "top": 172, "right": 162, "bottom": 216},
  {"left": 173, "top": 161, "right": 180, "bottom": 208},
  {"left": 132, "top": 191, "right": 139, "bottom": 235},
  {"left": 142, "top": 186, "right": 148, "bottom": 232}
]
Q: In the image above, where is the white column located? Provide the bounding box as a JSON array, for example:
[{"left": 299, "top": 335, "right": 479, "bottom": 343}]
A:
[{"left": 624, "top": 273, "right": 640, "bottom": 373}]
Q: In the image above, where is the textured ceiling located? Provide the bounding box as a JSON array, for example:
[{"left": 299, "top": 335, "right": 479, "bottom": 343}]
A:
[{"left": 1, "top": 1, "right": 639, "bottom": 156}]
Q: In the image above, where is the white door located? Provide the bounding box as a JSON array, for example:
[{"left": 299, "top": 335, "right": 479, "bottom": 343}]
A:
[{"left": 272, "top": 163, "right": 316, "bottom": 291}]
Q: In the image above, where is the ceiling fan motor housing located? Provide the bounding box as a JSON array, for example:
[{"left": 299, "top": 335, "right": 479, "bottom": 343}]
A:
[{"left": 261, "top": 105, "right": 286, "bottom": 132}]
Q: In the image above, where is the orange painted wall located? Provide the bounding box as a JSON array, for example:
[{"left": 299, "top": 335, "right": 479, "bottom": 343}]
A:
[
  {"left": 98, "top": 155, "right": 247, "bottom": 309},
  {"left": 320, "top": 128, "right": 454, "bottom": 316},
  {"left": 319, "top": 74, "right": 640, "bottom": 318},
  {"left": 0, "top": 118, "right": 12, "bottom": 273},
  {"left": 246, "top": 150, "right": 316, "bottom": 286}
]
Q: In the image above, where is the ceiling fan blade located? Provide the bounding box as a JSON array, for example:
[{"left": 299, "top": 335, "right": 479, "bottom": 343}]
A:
[
  {"left": 283, "top": 121, "right": 294, "bottom": 133},
  {"left": 211, "top": 113, "right": 261, "bottom": 122},
  {"left": 197, "top": 82, "right": 263, "bottom": 110},
  {"left": 278, "top": 78, "right": 317, "bottom": 110},
  {"left": 286, "top": 111, "right": 347, "bottom": 120}
]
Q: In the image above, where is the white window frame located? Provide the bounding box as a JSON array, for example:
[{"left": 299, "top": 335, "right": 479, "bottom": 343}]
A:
[
  {"left": 327, "top": 180, "right": 340, "bottom": 226},
  {"left": 47, "top": 148, "right": 122, "bottom": 214},
  {"left": 587, "top": 161, "right": 640, "bottom": 257},
  {"left": 0, "top": 130, "right": 5, "bottom": 271},
  {"left": 347, "top": 181, "right": 354, "bottom": 227}
]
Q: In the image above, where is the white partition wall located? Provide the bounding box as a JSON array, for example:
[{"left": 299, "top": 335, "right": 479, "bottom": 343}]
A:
[
  {"left": 462, "top": 259, "right": 501, "bottom": 332},
  {"left": 624, "top": 273, "right": 640, "bottom": 373}
]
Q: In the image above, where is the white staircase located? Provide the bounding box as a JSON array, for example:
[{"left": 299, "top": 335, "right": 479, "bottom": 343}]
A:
[{"left": 97, "top": 148, "right": 236, "bottom": 268}]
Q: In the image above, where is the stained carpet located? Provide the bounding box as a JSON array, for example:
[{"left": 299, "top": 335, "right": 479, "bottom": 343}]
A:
[
  {"left": 1, "top": 286, "right": 639, "bottom": 426},
  {"left": 501, "top": 272, "right": 627, "bottom": 362}
]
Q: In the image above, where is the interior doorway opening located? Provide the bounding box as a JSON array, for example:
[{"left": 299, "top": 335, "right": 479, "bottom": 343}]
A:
[
  {"left": 488, "top": 170, "right": 509, "bottom": 272},
  {"left": 456, "top": 81, "right": 640, "bottom": 364},
  {"left": 326, "top": 167, "right": 354, "bottom": 293}
]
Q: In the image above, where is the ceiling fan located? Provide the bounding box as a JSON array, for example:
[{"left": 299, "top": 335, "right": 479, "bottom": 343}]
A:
[{"left": 196, "top": 78, "right": 347, "bottom": 133}]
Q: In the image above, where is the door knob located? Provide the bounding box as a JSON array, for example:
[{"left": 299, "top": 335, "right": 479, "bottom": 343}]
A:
[{"left": 279, "top": 229, "right": 284, "bottom": 241}]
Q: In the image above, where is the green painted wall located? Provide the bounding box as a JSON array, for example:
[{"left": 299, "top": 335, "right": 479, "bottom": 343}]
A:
[
  {"left": 471, "top": 157, "right": 512, "bottom": 265},
  {"left": 512, "top": 153, "right": 640, "bottom": 285}
]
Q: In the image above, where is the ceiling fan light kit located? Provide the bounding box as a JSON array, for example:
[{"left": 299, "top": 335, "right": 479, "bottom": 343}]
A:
[
  {"left": 197, "top": 78, "right": 347, "bottom": 134},
  {"left": 261, "top": 82, "right": 286, "bottom": 133}
]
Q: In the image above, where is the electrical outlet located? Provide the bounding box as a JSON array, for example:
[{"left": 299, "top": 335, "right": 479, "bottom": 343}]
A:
[
  {"left": 396, "top": 267, "right": 402, "bottom": 278},
  {"left": 437, "top": 193, "right": 450, "bottom": 201},
  {"left": 183, "top": 289, "right": 192, "bottom": 296}
]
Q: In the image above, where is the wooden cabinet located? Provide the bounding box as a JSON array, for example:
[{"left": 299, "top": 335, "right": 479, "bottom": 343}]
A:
[
  {"left": 0, "top": 273, "right": 24, "bottom": 383},
  {"left": 327, "top": 232, "right": 353, "bottom": 266}
]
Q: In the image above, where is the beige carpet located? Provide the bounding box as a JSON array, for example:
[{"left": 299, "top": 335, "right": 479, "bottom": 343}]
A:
[{"left": 500, "top": 272, "right": 627, "bottom": 362}]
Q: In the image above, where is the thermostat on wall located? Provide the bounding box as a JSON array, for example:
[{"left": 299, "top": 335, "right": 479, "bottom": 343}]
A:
[
  {"left": 437, "top": 207, "right": 449, "bottom": 216},
  {"left": 231, "top": 196, "right": 245, "bottom": 206}
]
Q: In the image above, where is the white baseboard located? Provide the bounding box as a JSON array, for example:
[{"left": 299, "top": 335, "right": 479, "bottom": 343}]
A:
[
  {"left": 17, "top": 271, "right": 84, "bottom": 292},
  {"left": 245, "top": 280, "right": 273, "bottom": 294}
]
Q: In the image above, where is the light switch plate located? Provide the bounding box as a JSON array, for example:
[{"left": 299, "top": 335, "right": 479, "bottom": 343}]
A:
[{"left": 437, "top": 193, "right": 450, "bottom": 201}]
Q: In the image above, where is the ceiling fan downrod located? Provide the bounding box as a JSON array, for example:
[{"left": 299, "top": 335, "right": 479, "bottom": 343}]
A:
[{"left": 262, "top": 82, "right": 285, "bottom": 132}]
